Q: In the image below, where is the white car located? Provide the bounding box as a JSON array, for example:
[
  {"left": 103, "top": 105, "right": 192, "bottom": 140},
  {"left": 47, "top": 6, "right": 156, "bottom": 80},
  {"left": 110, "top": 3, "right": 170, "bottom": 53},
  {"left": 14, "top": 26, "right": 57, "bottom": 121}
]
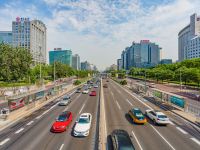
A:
[
  {"left": 145, "top": 109, "right": 170, "bottom": 125},
  {"left": 82, "top": 89, "right": 89, "bottom": 94},
  {"left": 74, "top": 113, "right": 92, "bottom": 136},
  {"left": 93, "top": 84, "right": 98, "bottom": 88},
  {"left": 58, "top": 95, "right": 71, "bottom": 106}
]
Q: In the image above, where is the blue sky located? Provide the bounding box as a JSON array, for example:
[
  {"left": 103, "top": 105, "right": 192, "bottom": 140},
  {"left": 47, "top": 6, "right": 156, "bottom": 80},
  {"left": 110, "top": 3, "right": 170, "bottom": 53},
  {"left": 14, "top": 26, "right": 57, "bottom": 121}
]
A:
[{"left": 0, "top": 0, "right": 200, "bottom": 70}]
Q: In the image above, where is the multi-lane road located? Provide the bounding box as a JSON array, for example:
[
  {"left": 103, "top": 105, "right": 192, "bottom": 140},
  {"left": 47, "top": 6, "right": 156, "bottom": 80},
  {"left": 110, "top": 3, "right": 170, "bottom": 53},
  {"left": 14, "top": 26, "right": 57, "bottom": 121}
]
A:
[
  {"left": 104, "top": 79, "right": 200, "bottom": 150},
  {"left": 0, "top": 78, "right": 200, "bottom": 150},
  {"left": 0, "top": 85, "right": 100, "bottom": 150}
]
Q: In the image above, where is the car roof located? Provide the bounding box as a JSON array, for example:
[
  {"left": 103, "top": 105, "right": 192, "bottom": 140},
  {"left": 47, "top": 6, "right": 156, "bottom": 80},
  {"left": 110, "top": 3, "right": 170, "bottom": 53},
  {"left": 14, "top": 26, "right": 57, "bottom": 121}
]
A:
[
  {"left": 155, "top": 111, "right": 165, "bottom": 115},
  {"left": 80, "top": 113, "right": 90, "bottom": 118},
  {"left": 112, "top": 130, "right": 135, "bottom": 150}
]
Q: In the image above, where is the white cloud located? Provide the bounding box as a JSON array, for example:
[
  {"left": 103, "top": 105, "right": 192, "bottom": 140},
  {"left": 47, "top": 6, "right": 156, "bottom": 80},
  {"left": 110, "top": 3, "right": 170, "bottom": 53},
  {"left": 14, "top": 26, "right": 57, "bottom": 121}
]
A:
[{"left": 1, "top": 0, "right": 200, "bottom": 70}]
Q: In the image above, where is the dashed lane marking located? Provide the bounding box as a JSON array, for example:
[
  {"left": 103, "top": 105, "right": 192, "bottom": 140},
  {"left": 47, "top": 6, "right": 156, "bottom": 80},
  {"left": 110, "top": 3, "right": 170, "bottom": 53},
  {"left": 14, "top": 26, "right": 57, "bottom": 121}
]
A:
[
  {"left": 115, "top": 101, "right": 121, "bottom": 110},
  {"left": 26, "top": 120, "right": 34, "bottom": 126},
  {"left": 59, "top": 144, "right": 64, "bottom": 150},
  {"left": 176, "top": 127, "right": 188, "bottom": 135},
  {"left": 15, "top": 128, "right": 24, "bottom": 134},
  {"left": 79, "top": 103, "right": 85, "bottom": 114},
  {"left": 0, "top": 138, "right": 10, "bottom": 146},
  {"left": 126, "top": 99, "right": 133, "bottom": 106}
]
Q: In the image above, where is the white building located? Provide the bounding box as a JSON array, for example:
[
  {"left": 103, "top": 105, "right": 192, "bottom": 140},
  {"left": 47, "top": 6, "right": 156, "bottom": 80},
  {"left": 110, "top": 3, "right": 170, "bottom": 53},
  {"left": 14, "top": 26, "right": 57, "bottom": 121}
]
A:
[
  {"left": 12, "top": 17, "right": 46, "bottom": 64},
  {"left": 72, "top": 54, "right": 80, "bottom": 70},
  {"left": 178, "top": 13, "right": 200, "bottom": 61}
]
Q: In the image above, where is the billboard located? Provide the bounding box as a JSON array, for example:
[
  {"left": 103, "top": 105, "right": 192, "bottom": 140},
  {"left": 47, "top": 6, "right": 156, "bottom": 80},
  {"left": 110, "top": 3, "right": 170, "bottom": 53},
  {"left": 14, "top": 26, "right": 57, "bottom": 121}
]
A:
[{"left": 170, "top": 96, "right": 185, "bottom": 108}]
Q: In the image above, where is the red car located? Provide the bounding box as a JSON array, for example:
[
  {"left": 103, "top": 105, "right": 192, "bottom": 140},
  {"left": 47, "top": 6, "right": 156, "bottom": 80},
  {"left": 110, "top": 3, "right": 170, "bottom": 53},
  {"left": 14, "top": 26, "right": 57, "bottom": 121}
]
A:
[
  {"left": 90, "top": 91, "right": 96, "bottom": 96},
  {"left": 51, "top": 111, "right": 72, "bottom": 132}
]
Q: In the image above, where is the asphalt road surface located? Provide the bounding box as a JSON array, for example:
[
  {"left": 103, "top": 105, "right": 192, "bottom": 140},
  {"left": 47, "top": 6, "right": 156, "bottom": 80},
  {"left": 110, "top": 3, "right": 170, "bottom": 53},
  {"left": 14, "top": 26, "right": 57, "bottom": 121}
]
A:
[
  {"left": 103, "top": 79, "right": 200, "bottom": 150},
  {"left": 0, "top": 86, "right": 100, "bottom": 150}
]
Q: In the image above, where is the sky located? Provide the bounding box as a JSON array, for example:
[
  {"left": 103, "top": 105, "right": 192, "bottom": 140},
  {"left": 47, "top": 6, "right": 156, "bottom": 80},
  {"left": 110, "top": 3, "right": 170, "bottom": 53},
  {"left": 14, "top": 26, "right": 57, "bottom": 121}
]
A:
[{"left": 0, "top": 0, "right": 200, "bottom": 70}]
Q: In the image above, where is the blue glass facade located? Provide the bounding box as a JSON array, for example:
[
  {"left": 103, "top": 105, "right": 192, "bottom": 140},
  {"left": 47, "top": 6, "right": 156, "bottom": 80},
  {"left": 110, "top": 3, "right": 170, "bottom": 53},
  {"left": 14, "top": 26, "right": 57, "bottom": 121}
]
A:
[
  {"left": 120, "top": 40, "right": 161, "bottom": 69},
  {"left": 0, "top": 31, "right": 12, "bottom": 45},
  {"left": 49, "top": 49, "right": 72, "bottom": 66}
]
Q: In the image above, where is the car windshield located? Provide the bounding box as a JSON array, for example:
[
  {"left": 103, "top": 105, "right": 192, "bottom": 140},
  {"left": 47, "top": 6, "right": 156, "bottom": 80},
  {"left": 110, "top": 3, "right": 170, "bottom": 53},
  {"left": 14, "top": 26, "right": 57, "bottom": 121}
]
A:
[
  {"left": 158, "top": 115, "right": 167, "bottom": 119},
  {"left": 57, "top": 115, "right": 67, "bottom": 122},
  {"left": 78, "top": 118, "right": 89, "bottom": 123}
]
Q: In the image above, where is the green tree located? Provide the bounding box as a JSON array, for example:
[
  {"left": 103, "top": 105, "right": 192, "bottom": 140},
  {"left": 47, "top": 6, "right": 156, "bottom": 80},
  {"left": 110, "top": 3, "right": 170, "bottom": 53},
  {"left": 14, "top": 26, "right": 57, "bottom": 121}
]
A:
[{"left": 0, "top": 44, "right": 32, "bottom": 82}]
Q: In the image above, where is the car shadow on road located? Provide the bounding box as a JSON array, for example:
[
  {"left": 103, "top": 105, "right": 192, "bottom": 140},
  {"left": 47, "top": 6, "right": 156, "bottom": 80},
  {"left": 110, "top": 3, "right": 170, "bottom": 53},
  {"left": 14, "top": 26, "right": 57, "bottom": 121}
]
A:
[{"left": 125, "top": 113, "right": 134, "bottom": 125}]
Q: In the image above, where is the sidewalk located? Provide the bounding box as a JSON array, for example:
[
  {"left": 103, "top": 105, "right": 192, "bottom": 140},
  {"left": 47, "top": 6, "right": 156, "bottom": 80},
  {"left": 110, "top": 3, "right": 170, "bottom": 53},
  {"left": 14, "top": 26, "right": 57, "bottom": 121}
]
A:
[{"left": 0, "top": 84, "right": 76, "bottom": 131}]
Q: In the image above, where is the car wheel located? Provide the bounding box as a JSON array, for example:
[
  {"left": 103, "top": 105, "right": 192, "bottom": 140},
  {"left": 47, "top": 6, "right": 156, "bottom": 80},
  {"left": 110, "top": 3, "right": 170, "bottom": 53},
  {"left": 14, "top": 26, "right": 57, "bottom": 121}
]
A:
[{"left": 153, "top": 119, "right": 157, "bottom": 125}]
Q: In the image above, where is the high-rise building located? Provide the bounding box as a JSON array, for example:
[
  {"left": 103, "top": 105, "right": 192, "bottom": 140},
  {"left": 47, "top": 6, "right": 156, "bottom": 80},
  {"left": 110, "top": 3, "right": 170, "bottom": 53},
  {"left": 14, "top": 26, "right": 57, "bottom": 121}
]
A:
[
  {"left": 72, "top": 54, "right": 80, "bottom": 70},
  {"left": 117, "top": 59, "right": 122, "bottom": 70},
  {"left": 0, "top": 31, "right": 12, "bottom": 45},
  {"left": 12, "top": 17, "right": 46, "bottom": 63},
  {"left": 119, "top": 40, "right": 161, "bottom": 70},
  {"left": 160, "top": 59, "right": 172, "bottom": 64},
  {"left": 81, "top": 61, "right": 90, "bottom": 70},
  {"left": 49, "top": 48, "right": 72, "bottom": 66},
  {"left": 184, "top": 36, "right": 200, "bottom": 59},
  {"left": 178, "top": 13, "right": 200, "bottom": 61}
]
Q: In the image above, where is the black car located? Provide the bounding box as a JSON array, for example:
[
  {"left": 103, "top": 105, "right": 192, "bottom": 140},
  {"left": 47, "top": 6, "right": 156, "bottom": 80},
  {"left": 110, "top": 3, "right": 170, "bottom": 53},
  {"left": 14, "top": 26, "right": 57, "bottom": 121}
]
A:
[
  {"left": 111, "top": 129, "right": 135, "bottom": 150},
  {"left": 76, "top": 88, "right": 81, "bottom": 93}
]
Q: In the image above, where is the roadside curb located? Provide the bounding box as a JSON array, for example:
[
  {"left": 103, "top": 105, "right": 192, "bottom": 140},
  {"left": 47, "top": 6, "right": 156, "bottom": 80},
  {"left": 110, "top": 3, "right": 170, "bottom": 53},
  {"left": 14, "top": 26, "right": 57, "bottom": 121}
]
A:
[
  {"left": 111, "top": 78, "right": 200, "bottom": 129},
  {"left": 0, "top": 84, "right": 82, "bottom": 131}
]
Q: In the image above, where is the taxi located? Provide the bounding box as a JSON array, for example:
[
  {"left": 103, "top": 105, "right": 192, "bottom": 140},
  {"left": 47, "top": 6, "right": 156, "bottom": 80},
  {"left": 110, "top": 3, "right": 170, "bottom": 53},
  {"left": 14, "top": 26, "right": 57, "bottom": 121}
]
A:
[{"left": 128, "top": 108, "right": 147, "bottom": 124}]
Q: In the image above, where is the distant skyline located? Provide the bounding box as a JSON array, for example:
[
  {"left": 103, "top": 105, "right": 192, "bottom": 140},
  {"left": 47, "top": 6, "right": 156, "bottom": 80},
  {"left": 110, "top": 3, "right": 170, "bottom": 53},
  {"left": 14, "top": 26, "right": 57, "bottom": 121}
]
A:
[{"left": 0, "top": 0, "right": 200, "bottom": 70}]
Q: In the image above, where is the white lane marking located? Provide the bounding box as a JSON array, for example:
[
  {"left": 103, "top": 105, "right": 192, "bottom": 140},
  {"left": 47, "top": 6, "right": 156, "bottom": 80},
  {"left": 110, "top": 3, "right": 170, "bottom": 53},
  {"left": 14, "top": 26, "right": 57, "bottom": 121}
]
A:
[
  {"left": 15, "top": 128, "right": 24, "bottom": 134},
  {"left": 176, "top": 127, "right": 188, "bottom": 135},
  {"left": 150, "top": 125, "right": 176, "bottom": 150},
  {"left": 169, "top": 121, "right": 175, "bottom": 126},
  {"left": 59, "top": 144, "right": 64, "bottom": 150},
  {"left": 115, "top": 101, "right": 121, "bottom": 110},
  {"left": 113, "top": 81, "right": 152, "bottom": 110},
  {"left": 126, "top": 99, "right": 133, "bottom": 106},
  {"left": 191, "top": 138, "right": 200, "bottom": 146},
  {"left": 36, "top": 115, "right": 43, "bottom": 119},
  {"left": 0, "top": 138, "right": 10, "bottom": 146},
  {"left": 132, "top": 131, "right": 143, "bottom": 150},
  {"left": 26, "top": 120, "right": 34, "bottom": 126},
  {"left": 79, "top": 103, "right": 85, "bottom": 114},
  {"left": 64, "top": 107, "right": 68, "bottom": 111}
]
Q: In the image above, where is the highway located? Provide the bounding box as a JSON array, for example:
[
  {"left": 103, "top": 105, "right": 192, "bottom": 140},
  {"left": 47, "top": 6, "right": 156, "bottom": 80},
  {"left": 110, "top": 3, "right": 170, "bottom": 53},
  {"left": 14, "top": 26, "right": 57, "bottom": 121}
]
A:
[
  {"left": 0, "top": 85, "right": 100, "bottom": 150},
  {"left": 0, "top": 78, "right": 200, "bottom": 150},
  {"left": 103, "top": 79, "right": 200, "bottom": 150}
]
